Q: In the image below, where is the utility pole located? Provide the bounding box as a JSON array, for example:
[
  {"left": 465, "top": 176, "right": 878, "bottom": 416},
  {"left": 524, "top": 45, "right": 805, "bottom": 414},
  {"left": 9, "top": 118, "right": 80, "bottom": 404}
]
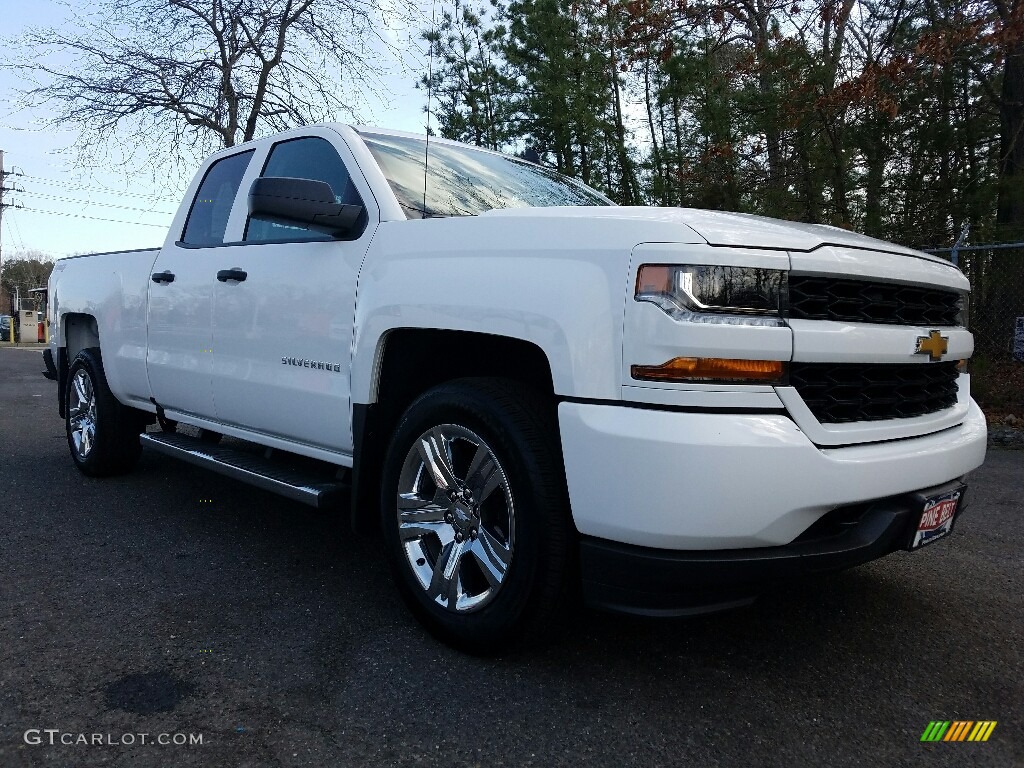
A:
[
  {"left": 1, "top": 149, "right": 5, "bottom": 308},
  {"left": 1, "top": 149, "right": 6, "bottom": 316},
  {"left": 0, "top": 150, "right": 25, "bottom": 315}
]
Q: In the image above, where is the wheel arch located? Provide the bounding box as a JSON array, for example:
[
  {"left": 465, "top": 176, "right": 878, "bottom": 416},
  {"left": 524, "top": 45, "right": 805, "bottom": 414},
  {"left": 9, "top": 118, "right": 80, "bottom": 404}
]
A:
[
  {"left": 349, "top": 328, "right": 558, "bottom": 535},
  {"left": 56, "top": 313, "right": 100, "bottom": 419},
  {"left": 63, "top": 313, "right": 100, "bottom": 359}
]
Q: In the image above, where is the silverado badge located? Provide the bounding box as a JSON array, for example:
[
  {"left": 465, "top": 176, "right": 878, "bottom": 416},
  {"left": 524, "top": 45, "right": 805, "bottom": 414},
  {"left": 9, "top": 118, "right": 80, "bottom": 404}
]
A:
[
  {"left": 282, "top": 356, "right": 342, "bottom": 373},
  {"left": 915, "top": 330, "right": 949, "bottom": 362}
]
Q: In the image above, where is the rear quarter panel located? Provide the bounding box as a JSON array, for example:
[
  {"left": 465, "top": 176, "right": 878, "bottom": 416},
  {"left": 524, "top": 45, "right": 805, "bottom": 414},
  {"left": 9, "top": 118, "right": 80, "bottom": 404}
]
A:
[{"left": 52, "top": 249, "right": 161, "bottom": 408}]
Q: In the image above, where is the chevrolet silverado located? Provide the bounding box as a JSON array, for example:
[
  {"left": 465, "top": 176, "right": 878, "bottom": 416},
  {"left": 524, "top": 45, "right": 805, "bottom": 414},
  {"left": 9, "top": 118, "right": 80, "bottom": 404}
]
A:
[{"left": 45, "top": 125, "right": 987, "bottom": 650}]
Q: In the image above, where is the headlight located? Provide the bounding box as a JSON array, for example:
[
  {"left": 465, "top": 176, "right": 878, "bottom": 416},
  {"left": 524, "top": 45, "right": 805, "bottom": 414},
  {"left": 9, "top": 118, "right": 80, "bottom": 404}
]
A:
[{"left": 635, "top": 264, "right": 787, "bottom": 326}]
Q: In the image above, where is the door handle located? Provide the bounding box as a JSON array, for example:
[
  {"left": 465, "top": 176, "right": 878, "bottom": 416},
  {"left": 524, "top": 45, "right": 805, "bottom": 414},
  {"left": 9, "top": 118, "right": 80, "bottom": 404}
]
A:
[
  {"left": 151, "top": 271, "right": 175, "bottom": 284},
  {"left": 217, "top": 268, "right": 248, "bottom": 283}
]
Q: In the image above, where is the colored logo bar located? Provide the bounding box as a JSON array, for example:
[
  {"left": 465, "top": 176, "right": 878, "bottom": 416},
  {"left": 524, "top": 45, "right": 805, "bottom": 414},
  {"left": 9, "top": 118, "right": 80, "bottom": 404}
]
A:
[{"left": 921, "top": 721, "right": 997, "bottom": 742}]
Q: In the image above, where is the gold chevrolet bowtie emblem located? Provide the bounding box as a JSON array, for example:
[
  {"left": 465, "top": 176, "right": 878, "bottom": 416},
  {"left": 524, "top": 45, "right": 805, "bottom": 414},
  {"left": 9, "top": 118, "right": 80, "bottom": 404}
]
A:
[{"left": 915, "top": 330, "right": 949, "bottom": 362}]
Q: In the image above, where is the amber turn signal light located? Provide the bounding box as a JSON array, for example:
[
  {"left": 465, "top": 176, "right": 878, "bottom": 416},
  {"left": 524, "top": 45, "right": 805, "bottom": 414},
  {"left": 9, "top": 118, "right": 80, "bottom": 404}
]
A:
[{"left": 631, "top": 357, "right": 786, "bottom": 383}]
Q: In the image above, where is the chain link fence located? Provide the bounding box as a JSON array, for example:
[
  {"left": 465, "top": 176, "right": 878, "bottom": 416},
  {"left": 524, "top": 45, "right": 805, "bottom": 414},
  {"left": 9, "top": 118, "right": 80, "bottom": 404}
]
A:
[
  {"left": 924, "top": 244, "right": 1024, "bottom": 360},
  {"left": 926, "top": 243, "right": 1024, "bottom": 420}
]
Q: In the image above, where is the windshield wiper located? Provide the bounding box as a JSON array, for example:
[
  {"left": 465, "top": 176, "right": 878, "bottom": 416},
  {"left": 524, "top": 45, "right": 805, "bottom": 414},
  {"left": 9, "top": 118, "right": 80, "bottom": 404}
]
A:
[{"left": 400, "top": 202, "right": 448, "bottom": 219}]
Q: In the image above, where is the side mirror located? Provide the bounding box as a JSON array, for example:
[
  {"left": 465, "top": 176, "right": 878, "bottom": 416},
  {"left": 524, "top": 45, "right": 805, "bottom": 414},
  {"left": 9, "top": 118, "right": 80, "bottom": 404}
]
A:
[{"left": 247, "top": 177, "right": 364, "bottom": 237}]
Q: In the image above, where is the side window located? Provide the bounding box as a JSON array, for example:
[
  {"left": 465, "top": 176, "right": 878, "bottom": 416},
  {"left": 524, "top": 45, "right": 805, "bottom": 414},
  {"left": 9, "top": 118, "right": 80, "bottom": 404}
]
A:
[
  {"left": 245, "top": 136, "right": 365, "bottom": 242},
  {"left": 181, "top": 150, "right": 254, "bottom": 246}
]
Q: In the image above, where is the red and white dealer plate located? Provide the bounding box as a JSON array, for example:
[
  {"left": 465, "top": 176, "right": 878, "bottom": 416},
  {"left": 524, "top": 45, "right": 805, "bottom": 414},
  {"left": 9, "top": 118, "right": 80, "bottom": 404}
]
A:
[{"left": 911, "top": 489, "right": 963, "bottom": 549}]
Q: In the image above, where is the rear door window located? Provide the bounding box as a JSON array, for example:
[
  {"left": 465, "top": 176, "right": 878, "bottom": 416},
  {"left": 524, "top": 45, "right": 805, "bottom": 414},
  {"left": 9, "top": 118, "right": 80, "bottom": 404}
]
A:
[
  {"left": 245, "top": 137, "right": 365, "bottom": 242},
  {"left": 181, "top": 150, "right": 254, "bottom": 246}
]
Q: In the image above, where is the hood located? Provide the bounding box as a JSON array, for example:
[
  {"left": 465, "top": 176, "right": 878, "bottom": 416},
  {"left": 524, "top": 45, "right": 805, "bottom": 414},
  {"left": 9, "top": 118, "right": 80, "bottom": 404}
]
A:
[{"left": 483, "top": 206, "right": 951, "bottom": 265}]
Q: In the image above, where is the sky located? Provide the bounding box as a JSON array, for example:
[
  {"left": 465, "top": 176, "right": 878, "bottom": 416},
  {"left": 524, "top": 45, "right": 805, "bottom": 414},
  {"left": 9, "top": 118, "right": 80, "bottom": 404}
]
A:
[{"left": 0, "top": 0, "right": 429, "bottom": 260}]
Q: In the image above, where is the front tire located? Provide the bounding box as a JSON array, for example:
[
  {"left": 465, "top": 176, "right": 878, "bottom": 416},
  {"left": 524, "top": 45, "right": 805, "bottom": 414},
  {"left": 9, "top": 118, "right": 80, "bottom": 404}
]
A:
[
  {"left": 65, "top": 348, "right": 144, "bottom": 477},
  {"left": 381, "top": 378, "right": 572, "bottom": 653}
]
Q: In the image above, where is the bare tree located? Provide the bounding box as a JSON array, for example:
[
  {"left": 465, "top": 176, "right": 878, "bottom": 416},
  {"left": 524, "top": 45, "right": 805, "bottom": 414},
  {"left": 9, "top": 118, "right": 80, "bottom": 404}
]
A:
[
  {"left": 7, "top": 0, "right": 416, "bottom": 167},
  {"left": 1, "top": 251, "right": 55, "bottom": 314}
]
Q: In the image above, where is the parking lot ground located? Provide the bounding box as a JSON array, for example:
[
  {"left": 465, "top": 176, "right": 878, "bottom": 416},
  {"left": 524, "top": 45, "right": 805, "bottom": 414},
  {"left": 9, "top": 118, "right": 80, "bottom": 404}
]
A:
[{"left": 0, "top": 346, "right": 1021, "bottom": 767}]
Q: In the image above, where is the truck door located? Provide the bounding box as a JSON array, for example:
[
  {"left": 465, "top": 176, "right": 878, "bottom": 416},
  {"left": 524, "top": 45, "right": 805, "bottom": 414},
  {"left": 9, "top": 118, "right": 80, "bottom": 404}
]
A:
[
  {"left": 210, "top": 130, "right": 375, "bottom": 454},
  {"left": 146, "top": 149, "right": 255, "bottom": 420}
]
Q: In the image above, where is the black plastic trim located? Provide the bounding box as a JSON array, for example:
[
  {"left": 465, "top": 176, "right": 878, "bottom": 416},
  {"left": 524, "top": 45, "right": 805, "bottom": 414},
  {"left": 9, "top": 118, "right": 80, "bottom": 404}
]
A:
[
  {"left": 42, "top": 348, "right": 58, "bottom": 380},
  {"left": 580, "top": 478, "right": 967, "bottom": 616},
  {"left": 56, "top": 347, "right": 68, "bottom": 419},
  {"left": 216, "top": 268, "right": 248, "bottom": 283},
  {"left": 789, "top": 274, "right": 962, "bottom": 326},
  {"left": 55, "top": 248, "right": 160, "bottom": 261},
  {"left": 349, "top": 402, "right": 382, "bottom": 535},
  {"left": 174, "top": 235, "right": 362, "bottom": 250},
  {"left": 789, "top": 361, "right": 959, "bottom": 423},
  {"left": 559, "top": 394, "right": 788, "bottom": 416}
]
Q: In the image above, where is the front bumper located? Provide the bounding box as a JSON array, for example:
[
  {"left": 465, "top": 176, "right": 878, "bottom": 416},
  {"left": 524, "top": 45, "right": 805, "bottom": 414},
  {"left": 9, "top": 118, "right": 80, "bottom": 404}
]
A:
[
  {"left": 558, "top": 399, "right": 986, "bottom": 550},
  {"left": 580, "top": 479, "right": 967, "bottom": 616},
  {"left": 558, "top": 398, "right": 986, "bottom": 616}
]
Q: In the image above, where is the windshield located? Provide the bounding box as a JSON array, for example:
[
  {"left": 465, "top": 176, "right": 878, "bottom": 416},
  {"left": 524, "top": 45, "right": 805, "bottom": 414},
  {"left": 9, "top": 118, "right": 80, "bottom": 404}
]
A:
[{"left": 359, "top": 131, "right": 613, "bottom": 218}]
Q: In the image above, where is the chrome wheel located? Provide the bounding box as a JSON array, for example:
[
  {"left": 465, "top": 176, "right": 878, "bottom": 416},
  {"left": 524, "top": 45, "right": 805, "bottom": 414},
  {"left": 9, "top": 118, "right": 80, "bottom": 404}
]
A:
[
  {"left": 68, "top": 369, "right": 98, "bottom": 459},
  {"left": 396, "top": 424, "right": 515, "bottom": 613}
]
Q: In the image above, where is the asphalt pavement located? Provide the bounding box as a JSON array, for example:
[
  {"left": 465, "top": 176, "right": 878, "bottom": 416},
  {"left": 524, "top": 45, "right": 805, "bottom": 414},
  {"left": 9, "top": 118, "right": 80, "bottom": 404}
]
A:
[{"left": 0, "top": 346, "right": 1021, "bottom": 767}]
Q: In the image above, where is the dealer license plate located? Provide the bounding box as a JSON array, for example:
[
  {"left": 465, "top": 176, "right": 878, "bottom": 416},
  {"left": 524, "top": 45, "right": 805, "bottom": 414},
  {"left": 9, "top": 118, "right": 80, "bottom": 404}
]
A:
[{"left": 910, "top": 488, "right": 963, "bottom": 549}]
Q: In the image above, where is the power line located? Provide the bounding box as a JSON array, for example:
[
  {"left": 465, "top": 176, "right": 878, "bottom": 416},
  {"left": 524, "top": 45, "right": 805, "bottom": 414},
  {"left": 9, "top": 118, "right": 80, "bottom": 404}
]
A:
[
  {"left": 21, "top": 207, "right": 170, "bottom": 228},
  {"left": 20, "top": 174, "right": 181, "bottom": 202},
  {"left": 23, "top": 172, "right": 180, "bottom": 200},
  {"left": 22, "top": 190, "right": 175, "bottom": 216},
  {"left": 8, "top": 210, "right": 26, "bottom": 251}
]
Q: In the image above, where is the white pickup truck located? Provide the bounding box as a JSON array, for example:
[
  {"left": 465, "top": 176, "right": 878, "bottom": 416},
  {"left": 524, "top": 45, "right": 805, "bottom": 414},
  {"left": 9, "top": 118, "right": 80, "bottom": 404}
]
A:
[{"left": 46, "top": 124, "right": 987, "bottom": 650}]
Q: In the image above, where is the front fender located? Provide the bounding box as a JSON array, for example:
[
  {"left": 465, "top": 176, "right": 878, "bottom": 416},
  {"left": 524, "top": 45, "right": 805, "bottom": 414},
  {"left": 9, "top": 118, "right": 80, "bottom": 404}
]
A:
[{"left": 350, "top": 218, "right": 637, "bottom": 404}]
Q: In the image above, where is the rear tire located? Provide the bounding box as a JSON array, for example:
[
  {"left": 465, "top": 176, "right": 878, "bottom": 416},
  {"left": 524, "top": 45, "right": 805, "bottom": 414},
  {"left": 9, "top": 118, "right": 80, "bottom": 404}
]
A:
[
  {"left": 381, "top": 378, "right": 573, "bottom": 653},
  {"left": 65, "top": 348, "right": 144, "bottom": 477}
]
